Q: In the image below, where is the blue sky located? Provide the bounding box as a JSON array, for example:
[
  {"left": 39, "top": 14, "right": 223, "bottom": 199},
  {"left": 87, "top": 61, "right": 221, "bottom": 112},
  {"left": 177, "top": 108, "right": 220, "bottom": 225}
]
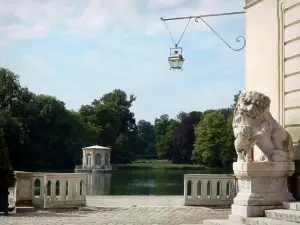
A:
[{"left": 0, "top": 0, "right": 246, "bottom": 123}]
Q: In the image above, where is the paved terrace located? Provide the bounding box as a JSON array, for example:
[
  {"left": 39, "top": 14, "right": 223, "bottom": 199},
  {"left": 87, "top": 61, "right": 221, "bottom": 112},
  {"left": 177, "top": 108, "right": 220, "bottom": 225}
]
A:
[{"left": 1, "top": 196, "right": 230, "bottom": 225}]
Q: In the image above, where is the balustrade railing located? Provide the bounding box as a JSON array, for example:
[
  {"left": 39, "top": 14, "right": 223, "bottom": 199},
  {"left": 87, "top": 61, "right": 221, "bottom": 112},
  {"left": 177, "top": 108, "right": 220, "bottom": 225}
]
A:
[
  {"left": 75, "top": 165, "right": 112, "bottom": 170},
  {"left": 184, "top": 174, "right": 236, "bottom": 206},
  {"left": 43, "top": 173, "right": 86, "bottom": 209},
  {"left": 11, "top": 171, "right": 87, "bottom": 209}
]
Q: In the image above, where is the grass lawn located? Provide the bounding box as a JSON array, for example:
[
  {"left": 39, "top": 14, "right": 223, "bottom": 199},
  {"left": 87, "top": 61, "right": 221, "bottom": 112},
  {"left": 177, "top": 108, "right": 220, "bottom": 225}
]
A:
[{"left": 112, "top": 159, "right": 207, "bottom": 170}]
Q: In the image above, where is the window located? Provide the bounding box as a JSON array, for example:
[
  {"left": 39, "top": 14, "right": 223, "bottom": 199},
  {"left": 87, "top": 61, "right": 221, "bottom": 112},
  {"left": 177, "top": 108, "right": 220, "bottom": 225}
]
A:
[
  {"left": 104, "top": 153, "right": 109, "bottom": 166},
  {"left": 96, "top": 154, "right": 101, "bottom": 165},
  {"left": 86, "top": 154, "right": 91, "bottom": 165}
]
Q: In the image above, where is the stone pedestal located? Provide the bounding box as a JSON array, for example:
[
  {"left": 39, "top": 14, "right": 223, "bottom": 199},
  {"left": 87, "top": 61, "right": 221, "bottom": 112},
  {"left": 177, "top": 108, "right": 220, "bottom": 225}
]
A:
[{"left": 230, "top": 161, "right": 295, "bottom": 218}]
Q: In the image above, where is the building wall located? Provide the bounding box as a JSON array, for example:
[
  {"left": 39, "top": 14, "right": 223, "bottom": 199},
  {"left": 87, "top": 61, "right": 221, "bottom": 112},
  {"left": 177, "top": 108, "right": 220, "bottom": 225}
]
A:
[
  {"left": 245, "top": 0, "right": 300, "bottom": 160},
  {"left": 245, "top": 0, "right": 282, "bottom": 122},
  {"left": 283, "top": 0, "right": 300, "bottom": 143}
]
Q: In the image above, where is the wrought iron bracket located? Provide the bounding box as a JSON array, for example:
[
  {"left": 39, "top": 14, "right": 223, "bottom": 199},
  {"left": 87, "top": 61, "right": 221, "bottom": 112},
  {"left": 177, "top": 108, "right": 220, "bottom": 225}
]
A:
[{"left": 161, "top": 11, "right": 246, "bottom": 51}]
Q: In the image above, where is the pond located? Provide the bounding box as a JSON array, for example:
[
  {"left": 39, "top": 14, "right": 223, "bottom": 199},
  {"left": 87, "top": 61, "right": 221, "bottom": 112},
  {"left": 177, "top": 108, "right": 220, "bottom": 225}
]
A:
[{"left": 86, "top": 169, "right": 225, "bottom": 195}]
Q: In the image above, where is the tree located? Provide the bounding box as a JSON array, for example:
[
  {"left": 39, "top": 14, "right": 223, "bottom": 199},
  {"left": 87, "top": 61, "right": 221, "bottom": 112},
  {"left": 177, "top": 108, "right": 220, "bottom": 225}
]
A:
[
  {"left": 97, "top": 89, "right": 137, "bottom": 134},
  {"left": 80, "top": 89, "right": 138, "bottom": 163},
  {"left": 192, "top": 111, "right": 227, "bottom": 167},
  {"left": 231, "top": 90, "right": 242, "bottom": 111},
  {"left": 217, "top": 108, "right": 232, "bottom": 121},
  {"left": 136, "top": 120, "right": 156, "bottom": 155},
  {"left": 0, "top": 66, "right": 242, "bottom": 171},
  {"left": 0, "top": 68, "right": 20, "bottom": 109},
  {"left": 154, "top": 115, "right": 179, "bottom": 159},
  {"left": 170, "top": 111, "right": 202, "bottom": 163},
  {"left": 220, "top": 115, "right": 236, "bottom": 170},
  {"left": 79, "top": 103, "right": 120, "bottom": 146},
  {"left": 0, "top": 128, "right": 16, "bottom": 188},
  {"left": 176, "top": 111, "right": 188, "bottom": 122},
  {"left": 63, "top": 110, "right": 99, "bottom": 167}
]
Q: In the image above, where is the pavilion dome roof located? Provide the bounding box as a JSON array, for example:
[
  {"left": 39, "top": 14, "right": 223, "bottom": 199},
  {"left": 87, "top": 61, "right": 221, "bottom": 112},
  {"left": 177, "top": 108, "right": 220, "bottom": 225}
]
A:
[{"left": 82, "top": 145, "right": 111, "bottom": 150}]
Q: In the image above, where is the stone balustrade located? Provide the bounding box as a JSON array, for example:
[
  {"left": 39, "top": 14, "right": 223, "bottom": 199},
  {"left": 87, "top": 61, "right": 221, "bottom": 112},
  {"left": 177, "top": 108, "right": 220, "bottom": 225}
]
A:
[
  {"left": 10, "top": 171, "right": 87, "bottom": 209},
  {"left": 184, "top": 174, "right": 236, "bottom": 206},
  {"left": 75, "top": 165, "right": 112, "bottom": 172},
  {"left": 75, "top": 165, "right": 112, "bottom": 170}
]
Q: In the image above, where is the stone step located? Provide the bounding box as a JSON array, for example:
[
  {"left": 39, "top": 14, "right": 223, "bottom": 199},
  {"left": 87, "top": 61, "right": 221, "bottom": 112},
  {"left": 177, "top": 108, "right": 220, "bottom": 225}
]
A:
[
  {"left": 283, "top": 202, "right": 300, "bottom": 211},
  {"left": 180, "top": 224, "right": 203, "bottom": 225},
  {"left": 204, "top": 217, "right": 299, "bottom": 225},
  {"left": 204, "top": 217, "right": 300, "bottom": 225},
  {"left": 15, "top": 206, "right": 36, "bottom": 213},
  {"left": 265, "top": 209, "right": 300, "bottom": 223},
  {"left": 204, "top": 219, "right": 242, "bottom": 225},
  {"left": 245, "top": 217, "right": 299, "bottom": 225}
]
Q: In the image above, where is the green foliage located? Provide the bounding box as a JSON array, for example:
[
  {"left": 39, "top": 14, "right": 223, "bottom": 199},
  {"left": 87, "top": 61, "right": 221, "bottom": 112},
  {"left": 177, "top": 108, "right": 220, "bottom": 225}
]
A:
[
  {"left": 80, "top": 89, "right": 138, "bottom": 164},
  {"left": 154, "top": 115, "right": 179, "bottom": 159},
  {"left": 0, "top": 129, "right": 16, "bottom": 188},
  {"left": 231, "top": 90, "right": 242, "bottom": 111},
  {"left": 220, "top": 115, "right": 237, "bottom": 169},
  {"left": 0, "top": 66, "right": 241, "bottom": 170},
  {"left": 192, "top": 111, "right": 227, "bottom": 167},
  {"left": 136, "top": 120, "right": 156, "bottom": 155},
  {"left": 170, "top": 111, "right": 202, "bottom": 164},
  {"left": 0, "top": 68, "right": 20, "bottom": 109},
  {"left": 113, "top": 161, "right": 205, "bottom": 170}
]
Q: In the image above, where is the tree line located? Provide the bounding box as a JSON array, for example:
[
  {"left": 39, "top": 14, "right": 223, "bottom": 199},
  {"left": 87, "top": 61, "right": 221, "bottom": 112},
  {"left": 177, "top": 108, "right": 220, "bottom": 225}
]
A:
[{"left": 0, "top": 67, "right": 240, "bottom": 170}]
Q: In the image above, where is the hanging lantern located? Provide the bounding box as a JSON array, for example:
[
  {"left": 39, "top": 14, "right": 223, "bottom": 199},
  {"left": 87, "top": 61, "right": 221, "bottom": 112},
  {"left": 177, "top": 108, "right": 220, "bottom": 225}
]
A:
[{"left": 168, "top": 47, "right": 185, "bottom": 70}]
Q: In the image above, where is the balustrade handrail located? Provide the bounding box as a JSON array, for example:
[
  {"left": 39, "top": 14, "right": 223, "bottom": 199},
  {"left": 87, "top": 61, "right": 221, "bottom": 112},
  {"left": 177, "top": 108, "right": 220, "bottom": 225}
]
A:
[
  {"left": 75, "top": 165, "right": 112, "bottom": 169},
  {"left": 184, "top": 173, "right": 236, "bottom": 206},
  {"left": 11, "top": 171, "right": 87, "bottom": 209},
  {"left": 185, "top": 174, "right": 234, "bottom": 178}
]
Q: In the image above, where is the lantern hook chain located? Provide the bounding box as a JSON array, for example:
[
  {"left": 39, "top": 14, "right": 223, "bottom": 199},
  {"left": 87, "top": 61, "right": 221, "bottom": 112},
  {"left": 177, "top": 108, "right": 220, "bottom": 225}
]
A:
[
  {"left": 163, "top": 17, "right": 191, "bottom": 48},
  {"left": 195, "top": 16, "right": 246, "bottom": 51}
]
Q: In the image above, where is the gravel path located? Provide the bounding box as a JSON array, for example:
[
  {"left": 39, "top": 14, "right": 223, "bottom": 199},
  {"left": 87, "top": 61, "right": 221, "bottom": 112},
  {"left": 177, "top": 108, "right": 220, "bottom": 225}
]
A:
[{"left": 0, "top": 196, "right": 230, "bottom": 225}]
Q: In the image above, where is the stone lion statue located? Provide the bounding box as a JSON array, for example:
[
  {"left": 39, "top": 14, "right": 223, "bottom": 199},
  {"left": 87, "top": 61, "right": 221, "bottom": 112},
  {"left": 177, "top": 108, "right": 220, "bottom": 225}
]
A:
[{"left": 232, "top": 90, "right": 295, "bottom": 162}]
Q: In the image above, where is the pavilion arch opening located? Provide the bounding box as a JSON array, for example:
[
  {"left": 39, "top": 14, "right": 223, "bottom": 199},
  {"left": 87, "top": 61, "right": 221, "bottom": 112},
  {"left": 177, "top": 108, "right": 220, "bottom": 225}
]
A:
[
  {"left": 86, "top": 154, "right": 91, "bottom": 166},
  {"left": 104, "top": 153, "right": 109, "bottom": 166},
  {"left": 96, "top": 154, "right": 101, "bottom": 165}
]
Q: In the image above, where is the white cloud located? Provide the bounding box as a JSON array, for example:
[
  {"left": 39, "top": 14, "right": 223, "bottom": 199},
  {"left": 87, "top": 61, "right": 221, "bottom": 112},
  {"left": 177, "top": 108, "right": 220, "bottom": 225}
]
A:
[
  {"left": 0, "top": 0, "right": 245, "bottom": 42},
  {"left": 0, "top": 24, "right": 48, "bottom": 39},
  {"left": 65, "top": 0, "right": 140, "bottom": 33},
  {"left": 0, "top": 0, "right": 75, "bottom": 43},
  {"left": 149, "top": 0, "right": 187, "bottom": 8}
]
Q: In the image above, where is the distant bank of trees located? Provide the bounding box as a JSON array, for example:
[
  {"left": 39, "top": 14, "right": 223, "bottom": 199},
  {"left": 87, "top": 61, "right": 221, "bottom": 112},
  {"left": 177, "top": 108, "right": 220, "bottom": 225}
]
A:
[{"left": 0, "top": 67, "right": 240, "bottom": 170}]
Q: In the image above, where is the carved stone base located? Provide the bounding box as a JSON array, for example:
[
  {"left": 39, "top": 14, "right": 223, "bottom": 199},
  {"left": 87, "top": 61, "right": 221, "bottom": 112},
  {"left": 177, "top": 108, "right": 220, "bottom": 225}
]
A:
[{"left": 231, "top": 162, "right": 295, "bottom": 217}]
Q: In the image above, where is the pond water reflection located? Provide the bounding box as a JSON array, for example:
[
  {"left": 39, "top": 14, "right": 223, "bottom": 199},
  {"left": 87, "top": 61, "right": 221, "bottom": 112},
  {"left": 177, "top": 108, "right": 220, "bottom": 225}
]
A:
[{"left": 86, "top": 169, "right": 223, "bottom": 195}]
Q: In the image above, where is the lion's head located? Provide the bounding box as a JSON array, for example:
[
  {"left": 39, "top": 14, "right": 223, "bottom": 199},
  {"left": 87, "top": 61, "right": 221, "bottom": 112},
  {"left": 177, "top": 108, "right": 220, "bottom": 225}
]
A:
[{"left": 235, "top": 90, "right": 271, "bottom": 120}]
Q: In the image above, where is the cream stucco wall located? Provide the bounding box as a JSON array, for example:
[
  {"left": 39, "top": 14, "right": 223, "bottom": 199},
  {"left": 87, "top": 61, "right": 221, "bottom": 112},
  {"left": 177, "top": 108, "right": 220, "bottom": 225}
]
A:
[
  {"left": 245, "top": 0, "right": 300, "bottom": 160},
  {"left": 283, "top": 0, "right": 300, "bottom": 143},
  {"left": 245, "top": 0, "right": 282, "bottom": 122}
]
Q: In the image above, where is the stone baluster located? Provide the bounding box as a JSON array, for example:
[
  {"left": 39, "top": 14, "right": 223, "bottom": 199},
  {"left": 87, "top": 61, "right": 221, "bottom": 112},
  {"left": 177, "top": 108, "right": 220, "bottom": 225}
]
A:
[
  {"left": 76, "top": 179, "right": 80, "bottom": 200},
  {"left": 68, "top": 179, "right": 73, "bottom": 201},
  {"left": 221, "top": 180, "right": 227, "bottom": 199},
  {"left": 50, "top": 179, "right": 56, "bottom": 202},
  {"left": 191, "top": 179, "right": 198, "bottom": 199},
  {"left": 60, "top": 179, "right": 66, "bottom": 201},
  {"left": 211, "top": 179, "right": 217, "bottom": 200},
  {"left": 82, "top": 179, "right": 86, "bottom": 199},
  {"left": 202, "top": 179, "right": 208, "bottom": 199}
]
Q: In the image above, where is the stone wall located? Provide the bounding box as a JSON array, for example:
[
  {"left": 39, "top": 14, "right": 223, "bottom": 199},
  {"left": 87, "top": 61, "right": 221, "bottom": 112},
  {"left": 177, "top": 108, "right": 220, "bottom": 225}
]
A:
[
  {"left": 245, "top": 0, "right": 300, "bottom": 161},
  {"left": 283, "top": 0, "right": 300, "bottom": 143}
]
